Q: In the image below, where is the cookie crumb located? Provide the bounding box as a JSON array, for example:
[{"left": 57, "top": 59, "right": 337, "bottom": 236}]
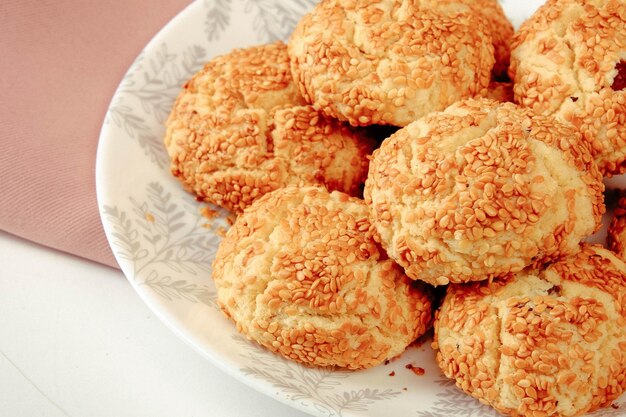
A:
[
  {"left": 405, "top": 363, "right": 425, "bottom": 376},
  {"left": 200, "top": 206, "right": 219, "bottom": 220}
]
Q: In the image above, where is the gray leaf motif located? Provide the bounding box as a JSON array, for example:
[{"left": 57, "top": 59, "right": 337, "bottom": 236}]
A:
[
  {"left": 233, "top": 334, "right": 401, "bottom": 417},
  {"left": 119, "top": 43, "right": 207, "bottom": 123},
  {"left": 417, "top": 379, "right": 500, "bottom": 417},
  {"left": 105, "top": 43, "right": 207, "bottom": 169},
  {"left": 245, "top": 0, "right": 318, "bottom": 42},
  {"left": 102, "top": 182, "right": 224, "bottom": 307},
  {"left": 106, "top": 97, "right": 169, "bottom": 169},
  {"left": 141, "top": 270, "right": 217, "bottom": 308},
  {"left": 204, "top": 0, "right": 232, "bottom": 41}
]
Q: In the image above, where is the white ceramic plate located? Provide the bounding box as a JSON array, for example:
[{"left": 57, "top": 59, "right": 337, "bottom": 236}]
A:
[{"left": 96, "top": 1, "right": 626, "bottom": 416}]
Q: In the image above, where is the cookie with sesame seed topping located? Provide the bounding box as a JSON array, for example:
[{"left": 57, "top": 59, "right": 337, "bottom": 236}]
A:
[
  {"left": 364, "top": 98, "right": 605, "bottom": 286},
  {"left": 509, "top": 0, "right": 626, "bottom": 176},
  {"left": 433, "top": 243, "right": 626, "bottom": 417},
  {"left": 287, "top": 0, "right": 495, "bottom": 127},
  {"left": 211, "top": 185, "right": 433, "bottom": 369},
  {"left": 164, "top": 42, "right": 374, "bottom": 214}
]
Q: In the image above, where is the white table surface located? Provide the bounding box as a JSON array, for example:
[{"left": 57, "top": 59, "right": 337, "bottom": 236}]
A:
[{"left": 0, "top": 230, "right": 311, "bottom": 417}]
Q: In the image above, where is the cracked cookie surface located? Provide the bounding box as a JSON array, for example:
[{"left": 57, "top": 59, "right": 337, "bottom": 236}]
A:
[
  {"left": 212, "top": 185, "right": 433, "bottom": 369},
  {"left": 288, "top": 0, "right": 494, "bottom": 127},
  {"left": 509, "top": 0, "right": 626, "bottom": 176},
  {"left": 433, "top": 244, "right": 626, "bottom": 417},
  {"left": 164, "top": 42, "right": 374, "bottom": 214},
  {"left": 364, "top": 98, "right": 604, "bottom": 286}
]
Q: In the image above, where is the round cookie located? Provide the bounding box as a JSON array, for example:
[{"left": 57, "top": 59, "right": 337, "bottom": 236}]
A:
[
  {"left": 509, "top": 0, "right": 626, "bottom": 176},
  {"left": 164, "top": 42, "right": 374, "bottom": 214},
  {"left": 433, "top": 244, "right": 626, "bottom": 417},
  {"left": 288, "top": 0, "right": 495, "bottom": 127},
  {"left": 211, "top": 185, "right": 433, "bottom": 369},
  {"left": 364, "top": 98, "right": 605, "bottom": 286},
  {"left": 607, "top": 191, "right": 626, "bottom": 259}
]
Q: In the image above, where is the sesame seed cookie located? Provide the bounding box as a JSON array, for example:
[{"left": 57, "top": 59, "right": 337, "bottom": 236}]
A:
[
  {"left": 433, "top": 244, "right": 626, "bottom": 417},
  {"left": 364, "top": 98, "right": 605, "bottom": 286},
  {"left": 211, "top": 185, "right": 433, "bottom": 369},
  {"left": 509, "top": 0, "right": 626, "bottom": 176},
  {"left": 607, "top": 191, "right": 626, "bottom": 259},
  {"left": 288, "top": 0, "right": 495, "bottom": 127},
  {"left": 164, "top": 42, "right": 374, "bottom": 214}
]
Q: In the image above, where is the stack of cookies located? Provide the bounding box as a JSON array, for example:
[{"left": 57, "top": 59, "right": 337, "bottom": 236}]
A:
[{"left": 164, "top": 0, "right": 626, "bottom": 416}]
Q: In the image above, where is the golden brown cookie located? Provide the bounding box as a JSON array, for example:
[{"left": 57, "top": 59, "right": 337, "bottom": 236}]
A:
[
  {"left": 288, "top": 0, "right": 494, "bottom": 127},
  {"left": 433, "top": 244, "right": 626, "bottom": 417},
  {"left": 364, "top": 98, "right": 605, "bottom": 286},
  {"left": 509, "top": 0, "right": 626, "bottom": 176},
  {"left": 212, "top": 185, "right": 433, "bottom": 369},
  {"left": 164, "top": 42, "right": 374, "bottom": 214}
]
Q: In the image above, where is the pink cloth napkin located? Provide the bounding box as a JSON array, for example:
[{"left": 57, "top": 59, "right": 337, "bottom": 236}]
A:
[{"left": 0, "top": 0, "right": 191, "bottom": 268}]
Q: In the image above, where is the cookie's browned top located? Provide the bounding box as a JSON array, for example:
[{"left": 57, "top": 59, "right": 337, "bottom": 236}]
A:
[
  {"left": 212, "top": 186, "right": 433, "bottom": 369},
  {"left": 365, "top": 98, "right": 604, "bottom": 285},
  {"left": 288, "top": 0, "right": 494, "bottom": 126},
  {"left": 435, "top": 244, "right": 626, "bottom": 417},
  {"left": 509, "top": 0, "right": 626, "bottom": 175},
  {"left": 164, "top": 42, "right": 373, "bottom": 213}
]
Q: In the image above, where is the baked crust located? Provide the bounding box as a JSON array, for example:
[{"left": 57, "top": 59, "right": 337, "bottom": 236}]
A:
[
  {"left": 288, "top": 0, "right": 494, "bottom": 127},
  {"left": 212, "top": 185, "right": 433, "bottom": 369},
  {"left": 434, "top": 244, "right": 626, "bottom": 417},
  {"left": 365, "top": 98, "right": 605, "bottom": 285},
  {"left": 509, "top": 0, "right": 626, "bottom": 176},
  {"left": 164, "top": 42, "right": 374, "bottom": 214}
]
